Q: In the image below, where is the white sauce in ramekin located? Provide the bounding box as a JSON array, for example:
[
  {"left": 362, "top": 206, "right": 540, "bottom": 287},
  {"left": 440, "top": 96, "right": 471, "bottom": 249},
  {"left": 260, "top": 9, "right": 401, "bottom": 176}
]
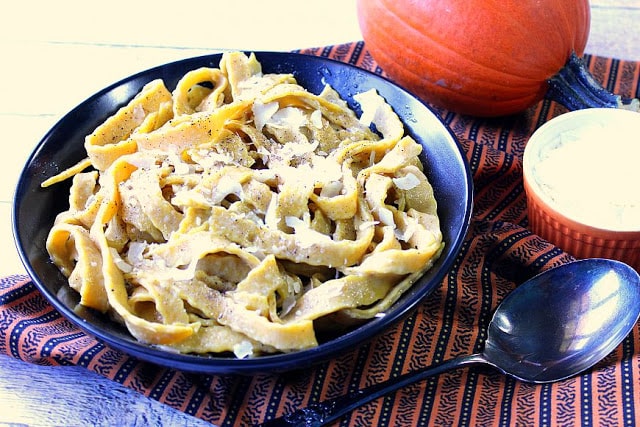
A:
[{"left": 528, "top": 110, "right": 640, "bottom": 231}]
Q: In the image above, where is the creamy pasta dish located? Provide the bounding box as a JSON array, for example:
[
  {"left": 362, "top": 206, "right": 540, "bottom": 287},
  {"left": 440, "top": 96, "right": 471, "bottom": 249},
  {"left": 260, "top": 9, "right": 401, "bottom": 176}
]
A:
[{"left": 43, "top": 52, "right": 443, "bottom": 358}]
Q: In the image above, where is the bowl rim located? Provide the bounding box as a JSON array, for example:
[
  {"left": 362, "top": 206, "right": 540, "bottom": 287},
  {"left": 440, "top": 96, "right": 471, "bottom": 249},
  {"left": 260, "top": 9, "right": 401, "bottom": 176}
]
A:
[
  {"left": 11, "top": 50, "right": 474, "bottom": 374},
  {"left": 523, "top": 107, "right": 640, "bottom": 234}
]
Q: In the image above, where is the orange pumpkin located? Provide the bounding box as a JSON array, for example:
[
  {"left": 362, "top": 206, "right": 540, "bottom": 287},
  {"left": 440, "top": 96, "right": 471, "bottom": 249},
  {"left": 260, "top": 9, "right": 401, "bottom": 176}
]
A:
[{"left": 357, "top": 0, "right": 591, "bottom": 116}]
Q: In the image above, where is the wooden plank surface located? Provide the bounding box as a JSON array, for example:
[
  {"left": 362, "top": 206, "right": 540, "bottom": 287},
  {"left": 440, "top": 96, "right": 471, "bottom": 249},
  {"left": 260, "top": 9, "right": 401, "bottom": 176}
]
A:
[
  {"left": 0, "top": 354, "right": 212, "bottom": 426},
  {"left": 586, "top": 0, "right": 640, "bottom": 60},
  {"left": 1, "top": 0, "right": 639, "bottom": 425}
]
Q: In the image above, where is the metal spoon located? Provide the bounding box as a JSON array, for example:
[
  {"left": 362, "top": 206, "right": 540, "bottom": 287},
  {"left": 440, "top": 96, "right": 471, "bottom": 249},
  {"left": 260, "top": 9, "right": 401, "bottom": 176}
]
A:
[{"left": 258, "top": 258, "right": 640, "bottom": 427}]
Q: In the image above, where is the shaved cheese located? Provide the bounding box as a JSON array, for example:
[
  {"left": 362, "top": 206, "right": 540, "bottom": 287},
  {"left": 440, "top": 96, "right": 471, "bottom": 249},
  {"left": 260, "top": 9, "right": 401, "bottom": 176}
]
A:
[
  {"left": 312, "top": 155, "right": 342, "bottom": 183},
  {"left": 354, "top": 88, "right": 404, "bottom": 141},
  {"left": 285, "top": 215, "right": 334, "bottom": 248},
  {"left": 310, "top": 109, "right": 323, "bottom": 128},
  {"left": 377, "top": 207, "right": 395, "bottom": 227},
  {"left": 354, "top": 88, "right": 385, "bottom": 128},
  {"left": 252, "top": 100, "right": 279, "bottom": 131},
  {"left": 280, "top": 295, "right": 297, "bottom": 317},
  {"left": 320, "top": 181, "right": 343, "bottom": 198},
  {"left": 127, "top": 241, "right": 147, "bottom": 265},
  {"left": 394, "top": 216, "right": 418, "bottom": 242},
  {"left": 110, "top": 247, "right": 133, "bottom": 273},
  {"left": 393, "top": 173, "right": 420, "bottom": 190},
  {"left": 211, "top": 175, "right": 244, "bottom": 204},
  {"left": 358, "top": 220, "right": 379, "bottom": 231},
  {"left": 270, "top": 106, "right": 307, "bottom": 129},
  {"left": 133, "top": 104, "right": 146, "bottom": 123},
  {"left": 233, "top": 340, "right": 254, "bottom": 359},
  {"left": 264, "top": 193, "right": 280, "bottom": 230}
]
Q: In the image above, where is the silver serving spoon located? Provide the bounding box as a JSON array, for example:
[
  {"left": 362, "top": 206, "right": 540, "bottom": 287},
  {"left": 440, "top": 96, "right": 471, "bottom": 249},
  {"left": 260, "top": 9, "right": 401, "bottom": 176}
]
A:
[{"left": 258, "top": 258, "right": 640, "bottom": 427}]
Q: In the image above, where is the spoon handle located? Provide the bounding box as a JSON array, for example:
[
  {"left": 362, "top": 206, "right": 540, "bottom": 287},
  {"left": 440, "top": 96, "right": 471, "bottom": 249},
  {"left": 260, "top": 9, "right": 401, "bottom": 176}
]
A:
[{"left": 257, "top": 353, "right": 488, "bottom": 427}]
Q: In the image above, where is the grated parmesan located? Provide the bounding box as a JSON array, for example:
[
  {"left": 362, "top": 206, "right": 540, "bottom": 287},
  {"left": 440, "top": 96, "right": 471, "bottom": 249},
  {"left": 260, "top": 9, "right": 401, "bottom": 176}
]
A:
[
  {"left": 533, "top": 121, "right": 640, "bottom": 231},
  {"left": 393, "top": 173, "right": 420, "bottom": 190}
]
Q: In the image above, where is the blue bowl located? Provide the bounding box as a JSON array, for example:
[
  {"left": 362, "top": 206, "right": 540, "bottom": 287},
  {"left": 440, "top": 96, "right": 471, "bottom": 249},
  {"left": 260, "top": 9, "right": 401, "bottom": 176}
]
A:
[{"left": 12, "top": 51, "right": 473, "bottom": 374}]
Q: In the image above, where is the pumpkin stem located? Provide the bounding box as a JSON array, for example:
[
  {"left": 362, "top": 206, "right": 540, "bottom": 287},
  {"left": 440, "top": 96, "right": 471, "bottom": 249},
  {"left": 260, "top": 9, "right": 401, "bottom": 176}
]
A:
[{"left": 545, "top": 52, "right": 639, "bottom": 112}]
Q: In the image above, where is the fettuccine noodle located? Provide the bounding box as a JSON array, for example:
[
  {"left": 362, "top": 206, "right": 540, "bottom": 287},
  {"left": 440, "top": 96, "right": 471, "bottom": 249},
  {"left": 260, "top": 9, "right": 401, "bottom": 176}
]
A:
[{"left": 43, "top": 52, "right": 443, "bottom": 357}]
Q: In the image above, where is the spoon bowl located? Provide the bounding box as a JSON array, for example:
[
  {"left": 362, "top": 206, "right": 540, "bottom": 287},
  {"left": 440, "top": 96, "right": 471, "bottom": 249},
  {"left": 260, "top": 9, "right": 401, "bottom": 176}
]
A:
[
  {"left": 260, "top": 258, "right": 640, "bottom": 426},
  {"left": 485, "top": 258, "right": 640, "bottom": 382}
]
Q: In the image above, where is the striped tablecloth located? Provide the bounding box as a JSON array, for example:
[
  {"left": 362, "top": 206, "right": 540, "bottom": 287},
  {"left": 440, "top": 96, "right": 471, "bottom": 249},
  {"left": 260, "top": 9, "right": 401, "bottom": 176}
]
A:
[{"left": 2, "top": 41, "right": 639, "bottom": 426}]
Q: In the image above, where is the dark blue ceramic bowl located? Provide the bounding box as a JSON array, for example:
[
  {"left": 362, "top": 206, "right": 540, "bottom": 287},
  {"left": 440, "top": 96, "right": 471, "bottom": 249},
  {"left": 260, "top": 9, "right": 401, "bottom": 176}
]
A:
[{"left": 12, "top": 51, "right": 472, "bottom": 374}]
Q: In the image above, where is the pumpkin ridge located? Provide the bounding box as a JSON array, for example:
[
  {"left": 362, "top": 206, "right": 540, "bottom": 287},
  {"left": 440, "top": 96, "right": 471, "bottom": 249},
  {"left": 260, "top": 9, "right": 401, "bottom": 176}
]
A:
[
  {"left": 482, "top": 2, "right": 575, "bottom": 68},
  {"left": 366, "top": 39, "right": 542, "bottom": 116},
  {"left": 371, "top": 2, "right": 558, "bottom": 84},
  {"left": 369, "top": 35, "right": 545, "bottom": 97},
  {"left": 388, "top": 0, "right": 569, "bottom": 76},
  {"left": 357, "top": 0, "right": 591, "bottom": 116}
]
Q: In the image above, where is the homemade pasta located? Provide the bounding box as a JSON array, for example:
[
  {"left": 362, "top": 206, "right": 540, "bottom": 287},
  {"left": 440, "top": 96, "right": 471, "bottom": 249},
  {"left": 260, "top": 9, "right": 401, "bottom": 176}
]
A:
[{"left": 43, "top": 52, "right": 444, "bottom": 357}]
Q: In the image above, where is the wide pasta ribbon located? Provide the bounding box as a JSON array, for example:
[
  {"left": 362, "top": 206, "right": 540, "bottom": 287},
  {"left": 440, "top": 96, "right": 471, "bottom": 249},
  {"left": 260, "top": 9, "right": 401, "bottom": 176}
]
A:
[
  {"left": 85, "top": 79, "right": 173, "bottom": 171},
  {"left": 43, "top": 51, "right": 444, "bottom": 357}
]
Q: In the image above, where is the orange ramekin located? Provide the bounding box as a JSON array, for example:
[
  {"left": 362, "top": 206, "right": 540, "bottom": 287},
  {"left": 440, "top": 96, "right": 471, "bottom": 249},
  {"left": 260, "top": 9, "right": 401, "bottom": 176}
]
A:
[{"left": 523, "top": 108, "right": 640, "bottom": 272}]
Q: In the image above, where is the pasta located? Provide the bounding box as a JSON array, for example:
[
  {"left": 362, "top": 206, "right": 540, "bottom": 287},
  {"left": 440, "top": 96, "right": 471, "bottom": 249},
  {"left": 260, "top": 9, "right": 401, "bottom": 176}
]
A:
[{"left": 43, "top": 52, "right": 444, "bottom": 358}]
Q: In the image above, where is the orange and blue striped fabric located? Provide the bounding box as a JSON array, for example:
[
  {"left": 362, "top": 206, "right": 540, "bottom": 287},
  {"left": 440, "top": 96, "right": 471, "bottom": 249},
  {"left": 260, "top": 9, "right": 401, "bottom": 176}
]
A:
[{"left": 2, "top": 42, "right": 639, "bottom": 426}]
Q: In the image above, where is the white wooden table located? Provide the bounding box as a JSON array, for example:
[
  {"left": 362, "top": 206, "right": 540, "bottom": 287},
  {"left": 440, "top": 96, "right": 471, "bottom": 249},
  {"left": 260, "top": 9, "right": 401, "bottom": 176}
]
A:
[{"left": 1, "top": 1, "right": 639, "bottom": 425}]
